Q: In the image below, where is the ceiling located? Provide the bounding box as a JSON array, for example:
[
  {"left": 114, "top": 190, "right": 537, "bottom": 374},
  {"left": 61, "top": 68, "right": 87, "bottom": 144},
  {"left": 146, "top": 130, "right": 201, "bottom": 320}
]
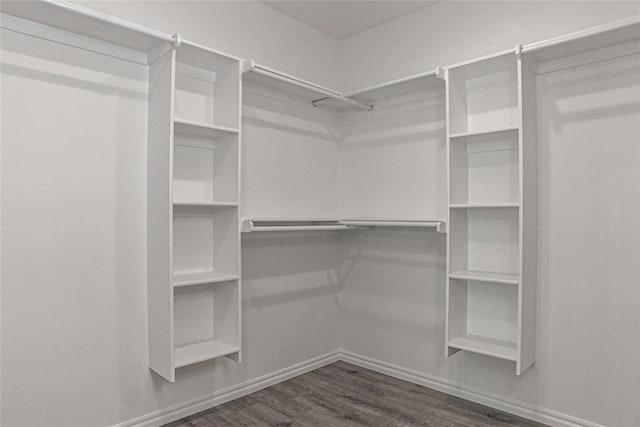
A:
[{"left": 260, "top": 1, "right": 439, "bottom": 40}]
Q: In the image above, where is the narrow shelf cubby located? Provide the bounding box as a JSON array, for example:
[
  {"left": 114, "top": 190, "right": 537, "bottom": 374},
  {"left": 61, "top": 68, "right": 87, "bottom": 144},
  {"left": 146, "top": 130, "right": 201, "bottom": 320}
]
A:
[
  {"left": 449, "top": 207, "right": 519, "bottom": 277},
  {"left": 148, "top": 42, "right": 242, "bottom": 382},
  {"left": 174, "top": 281, "right": 240, "bottom": 368},
  {"left": 174, "top": 42, "right": 241, "bottom": 130},
  {"left": 445, "top": 50, "right": 537, "bottom": 375},
  {"left": 173, "top": 205, "right": 239, "bottom": 280},
  {"left": 173, "top": 125, "right": 239, "bottom": 205},
  {"left": 449, "top": 127, "right": 519, "bottom": 205},
  {"left": 447, "top": 279, "right": 518, "bottom": 361},
  {"left": 448, "top": 53, "right": 518, "bottom": 135}
]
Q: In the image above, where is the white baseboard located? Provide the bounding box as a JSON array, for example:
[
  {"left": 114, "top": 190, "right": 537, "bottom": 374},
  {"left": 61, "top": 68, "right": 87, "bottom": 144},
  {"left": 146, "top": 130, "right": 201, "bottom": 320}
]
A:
[
  {"left": 120, "top": 349, "right": 601, "bottom": 427},
  {"left": 120, "top": 350, "right": 341, "bottom": 427},
  {"left": 340, "top": 351, "right": 602, "bottom": 427}
]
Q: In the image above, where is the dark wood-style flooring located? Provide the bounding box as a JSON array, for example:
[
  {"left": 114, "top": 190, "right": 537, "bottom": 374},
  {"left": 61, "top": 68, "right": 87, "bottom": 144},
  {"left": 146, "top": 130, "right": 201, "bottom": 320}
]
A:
[{"left": 165, "top": 361, "right": 546, "bottom": 427}]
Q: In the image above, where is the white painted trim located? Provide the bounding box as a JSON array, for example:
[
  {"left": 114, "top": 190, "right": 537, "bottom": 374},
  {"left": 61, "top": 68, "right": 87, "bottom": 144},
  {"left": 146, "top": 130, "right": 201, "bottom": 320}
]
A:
[
  {"left": 340, "top": 351, "right": 603, "bottom": 427},
  {"left": 117, "top": 349, "right": 603, "bottom": 427},
  {"left": 118, "top": 350, "right": 341, "bottom": 427}
]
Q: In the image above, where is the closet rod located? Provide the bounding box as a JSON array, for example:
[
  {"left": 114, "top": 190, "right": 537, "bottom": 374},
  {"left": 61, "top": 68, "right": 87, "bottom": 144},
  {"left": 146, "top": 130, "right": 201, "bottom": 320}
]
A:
[
  {"left": 246, "top": 225, "right": 352, "bottom": 232},
  {"left": 242, "top": 225, "right": 352, "bottom": 233},
  {"left": 244, "top": 61, "right": 373, "bottom": 111},
  {"left": 340, "top": 220, "right": 446, "bottom": 233}
]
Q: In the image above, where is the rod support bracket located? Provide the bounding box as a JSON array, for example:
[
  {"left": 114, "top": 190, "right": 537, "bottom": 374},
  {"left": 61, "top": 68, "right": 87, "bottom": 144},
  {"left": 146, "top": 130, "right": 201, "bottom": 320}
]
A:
[
  {"left": 515, "top": 44, "right": 523, "bottom": 60},
  {"left": 171, "top": 33, "right": 182, "bottom": 49},
  {"left": 435, "top": 66, "right": 446, "bottom": 80}
]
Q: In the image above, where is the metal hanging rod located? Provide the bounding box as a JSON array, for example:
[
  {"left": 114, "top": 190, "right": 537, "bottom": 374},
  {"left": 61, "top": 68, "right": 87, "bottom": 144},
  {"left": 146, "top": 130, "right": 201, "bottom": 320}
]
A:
[
  {"left": 340, "top": 220, "right": 447, "bottom": 233},
  {"left": 241, "top": 219, "right": 447, "bottom": 233},
  {"left": 243, "top": 61, "right": 373, "bottom": 111},
  {"left": 241, "top": 219, "right": 352, "bottom": 233}
]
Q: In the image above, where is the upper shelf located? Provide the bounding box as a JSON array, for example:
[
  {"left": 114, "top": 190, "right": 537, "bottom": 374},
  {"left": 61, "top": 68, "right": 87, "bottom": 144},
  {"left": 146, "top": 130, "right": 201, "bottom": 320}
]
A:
[
  {"left": 0, "top": 0, "right": 175, "bottom": 64},
  {"left": 242, "top": 60, "right": 373, "bottom": 111},
  {"left": 522, "top": 16, "right": 640, "bottom": 65},
  {"left": 345, "top": 70, "right": 445, "bottom": 106}
]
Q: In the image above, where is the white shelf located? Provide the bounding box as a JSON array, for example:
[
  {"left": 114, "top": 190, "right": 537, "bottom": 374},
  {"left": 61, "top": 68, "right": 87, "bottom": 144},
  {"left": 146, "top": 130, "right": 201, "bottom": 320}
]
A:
[
  {"left": 174, "top": 339, "right": 239, "bottom": 368},
  {"left": 173, "top": 201, "right": 238, "bottom": 208},
  {"left": 449, "top": 270, "right": 519, "bottom": 285},
  {"left": 243, "top": 61, "right": 372, "bottom": 110},
  {"left": 448, "top": 334, "right": 517, "bottom": 361},
  {"left": 174, "top": 119, "right": 239, "bottom": 139},
  {"left": 450, "top": 203, "right": 519, "bottom": 209},
  {"left": 0, "top": 0, "right": 174, "bottom": 64},
  {"left": 523, "top": 16, "right": 640, "bottom": 64},
  {"left": 173, "top": 272, "right": 239, "bottom": 288},
  {"left": 449, "top": 126, "right": 519, "bottom": 140},
  {"left": 345, "top": 70, "right": 444, "bottom": 106}
]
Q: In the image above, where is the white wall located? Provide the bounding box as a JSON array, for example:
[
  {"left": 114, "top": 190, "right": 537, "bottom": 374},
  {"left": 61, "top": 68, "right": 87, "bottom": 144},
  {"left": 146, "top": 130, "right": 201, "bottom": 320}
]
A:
[{"left": 339, "top": 1, "right": 640, "bottom": 92}]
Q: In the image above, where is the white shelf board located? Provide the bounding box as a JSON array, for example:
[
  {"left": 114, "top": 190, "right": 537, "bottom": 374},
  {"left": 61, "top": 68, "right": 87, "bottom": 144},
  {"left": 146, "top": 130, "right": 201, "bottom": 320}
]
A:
[
  {"left": 0, "top": 0, "right": 173, "bottom": 54},
  {"left": 450, "top": 203, "right": 519, "bottom": 209},
  {"left": 448, "top": 334, "right": 517, "bottom": 361},
  {"left": 174, "top": 339, "right": 239, "bottom": 368},
  {"left": 174, "top": 119, "right": 239, "bottom": 139},
  {"left": 173, "top": 201, "right": 239, "bottom": 208},
  {"left": 449, "top": 126, "right": 519, "bottom": 140},
  {"left": 449, "top": 270, "right": 519, "bottom": 285},
  {"left": 173, "top": 271, "right": 239, "bottom": 287}
]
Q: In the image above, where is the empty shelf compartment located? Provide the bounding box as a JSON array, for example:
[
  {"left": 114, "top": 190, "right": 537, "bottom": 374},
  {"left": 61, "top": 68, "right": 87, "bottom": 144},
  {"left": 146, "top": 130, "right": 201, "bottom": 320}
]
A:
[
  {"left": 174, "top": 339, "right": 239, "bottom": 368},
  {"left": 448, "top": 334, "right": 517, "bottom": 361}
]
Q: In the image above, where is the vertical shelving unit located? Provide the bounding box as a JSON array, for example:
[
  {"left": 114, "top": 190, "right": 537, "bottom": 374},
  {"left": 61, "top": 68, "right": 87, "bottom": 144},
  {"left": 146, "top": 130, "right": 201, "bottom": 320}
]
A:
[
  {"left": 148, "top": 40, "right": 242, "bottom": 382},
  {"left": 444, "top": 50, "right": 537, "bottom": 375}
]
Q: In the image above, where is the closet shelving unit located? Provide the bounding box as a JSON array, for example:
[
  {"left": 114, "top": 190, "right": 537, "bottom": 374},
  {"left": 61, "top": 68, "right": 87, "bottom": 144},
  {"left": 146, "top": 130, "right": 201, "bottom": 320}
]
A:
[
  {"left": 148, "top": 39, "right": 243, "bottom": 382},
  {"left": 443, "top": 49, "right": 537, "bottom": 374}
]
